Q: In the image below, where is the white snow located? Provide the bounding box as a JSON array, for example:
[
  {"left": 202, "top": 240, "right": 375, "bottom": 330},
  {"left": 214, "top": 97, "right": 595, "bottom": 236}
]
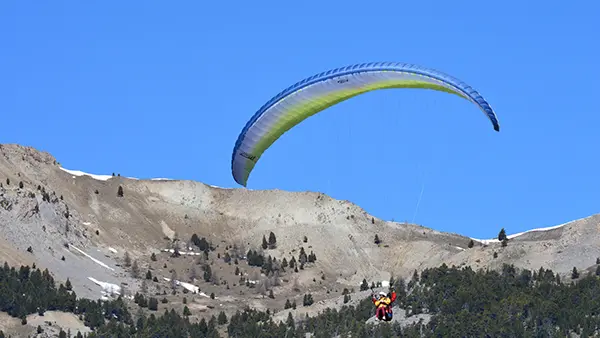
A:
[
  {"left": 69, "top": 244, "right": 115, "bottom": 271},
  {"left": 108, "top": 247, "right": 118, "bottom": 254},
  {"left": 179, "top": 281, "right": 200, "bottom": 294},
  {"left": 88, "top": 277, "right": 121, "bottom": 297},
  {"left": 358, "top": 280, "right": 390, "bottom": 288},
  {"left": 162, "top": 277, "right": 211, "bottom": 297},
  {"left": 60, "top": 166, "right": 239, "bottom": 189},
  {"left": 470, "top": 217, "right": 585, "bottom": 244},
  {"left": 162, "top": 277, "right": 199, "bottom": 293},
  {"left": 60, "top": 167, "right": 140, "bottom": 181},
  {"left": 60, "top": 168, "right": 114, "bottom": 181},
  {"left": 198, "top": 292, "right": 211, "bottom": 298},
  {"left": 207, "top": 184, "right": 233, "bottom": 190},
  {"left": 59, "top": 166, "right": 183, "bottom": 182},
  {"left": 162, "top": 248, "right": 201, "bottom": 256}
]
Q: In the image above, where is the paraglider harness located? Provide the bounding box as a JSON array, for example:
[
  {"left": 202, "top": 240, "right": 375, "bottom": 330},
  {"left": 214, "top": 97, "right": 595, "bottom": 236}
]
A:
[{"left": 371, "top": 287, "right": 397, "bottom": 321}]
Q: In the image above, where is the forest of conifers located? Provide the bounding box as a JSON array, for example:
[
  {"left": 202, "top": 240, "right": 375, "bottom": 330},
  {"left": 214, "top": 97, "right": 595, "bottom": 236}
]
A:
[{"left": 1, "top": 261, "right": 600, "bottom": 337}]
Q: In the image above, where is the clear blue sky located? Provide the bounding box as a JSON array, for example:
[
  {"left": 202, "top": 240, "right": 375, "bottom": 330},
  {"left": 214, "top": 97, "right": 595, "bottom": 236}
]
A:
[{"left": 2, "top": 1, "right": 599, "bottom": 239}]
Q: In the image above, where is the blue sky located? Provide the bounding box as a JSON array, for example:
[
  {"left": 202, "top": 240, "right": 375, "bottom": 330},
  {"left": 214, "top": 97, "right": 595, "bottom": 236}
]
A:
[{"left": 2, "top": 1, "right": 599, "bottom": 239}]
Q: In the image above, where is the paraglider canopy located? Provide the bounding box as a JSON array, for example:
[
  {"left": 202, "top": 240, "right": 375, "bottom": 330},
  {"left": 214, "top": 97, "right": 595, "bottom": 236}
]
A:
[{"left": 231, "top": 62, "right": 500, "bottom": 187}]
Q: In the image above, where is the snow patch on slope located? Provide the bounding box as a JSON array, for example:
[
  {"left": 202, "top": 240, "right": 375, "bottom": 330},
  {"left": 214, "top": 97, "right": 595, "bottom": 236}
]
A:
[
  {"left": 60, "top": 168, "right": 114, "bottom": 181},
  {"left": 59, "top": 167, "right": 180, "bottom": 182},
  {"left": 60, "top": 166, "right": 235, "bottom": 191},
  {"left": 207, "top": 184, "right": 233, "bottom": 190},
  {"left": 162, "top": 248, "right": 201, "bottom": 256},
  {"left": 470, "top": 216, "right": 587, "bottom": 244},
  {"left": 69, "top": 244, "right": 115, "bottom": 271},
  {"left": 88, "top": 277, "right": 121, "bottom": 297},
  {"left": 162, "top": 277, "right": 212, "bottom": 297}
]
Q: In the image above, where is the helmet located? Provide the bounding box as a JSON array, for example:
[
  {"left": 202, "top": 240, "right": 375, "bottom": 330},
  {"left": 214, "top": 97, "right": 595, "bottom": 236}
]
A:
[{"left": 379, "top": 291, "right": 386, "bottom": 297}]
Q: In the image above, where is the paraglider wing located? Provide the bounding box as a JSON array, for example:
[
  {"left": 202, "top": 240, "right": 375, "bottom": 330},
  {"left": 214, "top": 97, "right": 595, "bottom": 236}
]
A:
[{"left": 231, "top": 62, "right": 500, "bottom": 186}]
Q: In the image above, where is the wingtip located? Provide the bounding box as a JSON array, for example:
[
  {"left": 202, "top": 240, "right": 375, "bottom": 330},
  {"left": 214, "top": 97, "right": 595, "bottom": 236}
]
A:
[{"left": 232, "top": 176, "right": 244, "bottom": 187}]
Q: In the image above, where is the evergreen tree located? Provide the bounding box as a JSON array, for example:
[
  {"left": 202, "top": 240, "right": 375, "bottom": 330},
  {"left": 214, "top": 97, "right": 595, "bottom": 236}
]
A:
[
  {"left": 203, "top": 265, "right": 212, "bottom": 283},
  {"left": 148, "top": 297, "right": 158, "bottom": 311},
  {"left": 360, "top": 278, "right": 369, "bottom": 291},
  {"left": 268, "top": 231, "right": 277, "bottom": 249},
  {"left": 498, "top": 228, "right": 507, "bottom": 241},
  {"left": 218, "top": 311, "right": 228, "bottom": 325},
  {"left": 572, "top": 266, "right": 580, "bottom": 279},
  {"left": 262, "top": 235, "right": 268, "bottom": 250}
]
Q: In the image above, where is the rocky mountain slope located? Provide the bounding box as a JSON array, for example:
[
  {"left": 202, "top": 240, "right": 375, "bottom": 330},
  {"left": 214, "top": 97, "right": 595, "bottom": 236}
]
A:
[{"left": 0, "top": 143, "right": 598, "bottom": 335}]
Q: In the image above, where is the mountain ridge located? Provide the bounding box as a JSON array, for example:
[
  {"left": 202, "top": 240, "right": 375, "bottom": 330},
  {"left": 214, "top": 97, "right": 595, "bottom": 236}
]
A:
[{"left": 58, "top": 152, "right": 593, "bottom": 247}]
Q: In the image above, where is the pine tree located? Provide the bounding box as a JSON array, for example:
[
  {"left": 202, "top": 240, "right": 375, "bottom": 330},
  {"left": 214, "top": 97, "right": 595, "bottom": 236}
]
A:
[
  {"left": 286, "top": 312, "right": 295, "bottom": 328},
  {"left": 203, "top": 265, "right": 212, "bottom": 283},
  {"left": 571, "top": 267, "right": 579, "bottom": 279},
  {"left": 218, "top": 311, "right": 228, "bottom": 325},
  {"left": 268, "top": 231, "right": 277, "bottom": 249},
  {"left": 148, "top": 297, "right": 158, "bottom": 311},
  {"left": 124, "top": 251, "right": 132, "bottom": 267},
  {"left": 131, "top": 259, "right": 140, "bottom": 278},
  {"left": 360, "top": 278, "right": 369, "bottom": 291},
  {"left": 498, "top": 228, "right": 507, "bottom": 241},
  {"left": 262, "top": 235, "right": 268, "bottom": 250}
]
